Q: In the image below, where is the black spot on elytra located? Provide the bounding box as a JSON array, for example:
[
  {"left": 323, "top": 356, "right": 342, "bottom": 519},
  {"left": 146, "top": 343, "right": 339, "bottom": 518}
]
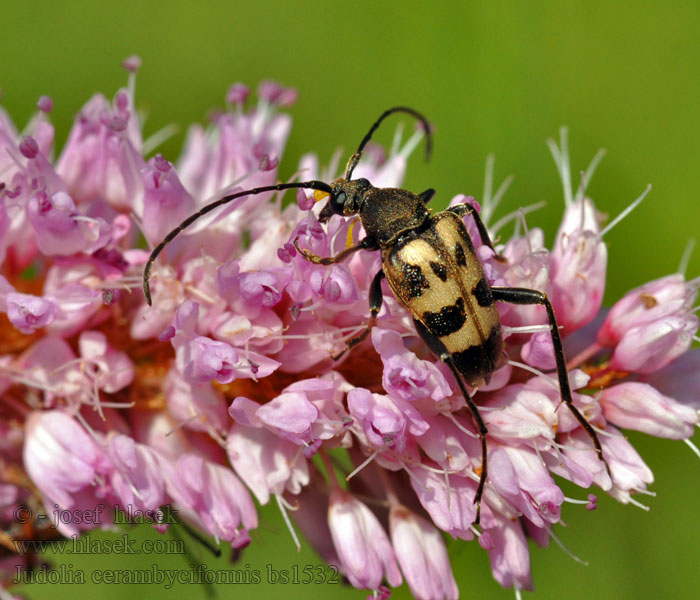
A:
[
  {"left": 429, "top": 260, "right": 448, "bottom": 281},
  {"left": 454, "top": 243, "right": 468, "bottom": 266},
  {"left": 423, "top": 297, "right": 466, "bottom": 337},
  {"left": 402, "top": 263, "right": 429, "bottom": 298},
  {"left": 472, "top": 277, "right": 493, "bottom": 307},
  {"left": 450, "top": 324, "right": 503, "bottom": 386}
]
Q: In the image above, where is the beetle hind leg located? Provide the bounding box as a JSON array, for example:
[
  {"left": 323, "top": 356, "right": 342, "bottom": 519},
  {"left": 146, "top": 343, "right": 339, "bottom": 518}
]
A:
[
  {"left": 442, "top": 354, "right": 489, "bottom": 526},
  {"left": 491, "top": 286, "right": 613, "bottom": 480}
]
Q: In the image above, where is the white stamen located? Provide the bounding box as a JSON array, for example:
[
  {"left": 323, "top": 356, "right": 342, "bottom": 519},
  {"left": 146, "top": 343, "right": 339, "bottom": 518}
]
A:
[
  {"left": 275, "top": 494, "right": 302, "bottom": 551},
  {"left": 298, "top": 299, "right": 325, "bottom": 313},
  {"left": 92, "top": 370, "right": 104, "bottom": 421},
  {"left": 416, "top": 461, "right": 460, "bottom": 477},
  {"left": 443, "top": 466, "right": 452, "bottom": 511},
  {"left": 72, "top": 215, "right": 101, "bottom": 225},
  {"left": 548, "top": 527, "right": 589, "bottom": 566},
  {"left": 165, "top": 415, "right": 201, "bottom": 436},
  {"left": 532, "top": 442, "right": 547, "bottom": 468},
  {"left": 627, "top": 496, "right": 650, "bottom": 511},
  {"left": 502, "top": 323, "right": 553, "bottom": 335},
  {"left": 73, "top": 410, "right": 103, "bottom": 447},
  {"left": 142, "top": 124, "right": 180, "bottom": 156},
  {"left": 581, "top": 148, "right": 607, "bottom": 195},
  {"left": 482, "top": 154, "right": 495, "bottom": 223},
  {"left": 326, "top": 147, "right": 344, "bottom": 180},
  {"left": 520, "top": 209, "right": 533, "bottom": 256},
  {"left": 507, "top": 360, "right": 559, "bottom": 387},
  {"left": 490, "top": 174, "right": 514, "bottom": 220},
  {"left": 98, "top": 401, "right": 136, "bottom": 409},
  {"left": 684, "top": 437, "right": 700, "bottom": 462},
  {"left": 599, "top": 184, "right": 651, "bottom": 238},
  {"left": 184, "top": 283, "right": 217, "bottom": 305},
  {"left": 129, "top": 211, "right": 153, "bottom": 251},
  {"left": 564, "top": 496, "right": 591, "bottom": 505},
  {"left": 444, "top": 411, "right": 479, "bottom": 438},
  {"left": 633, "top": 487, "right": 656, "bottom": 497},
  {"left": 390, "top": 122, "right": 404, "bottom": 156},
  {"left": 491, "top": 201, "right": 546, "bottom": 236},
  {"left": 0, "top": 368, "right": 62, "bottom": 394},
  {"left": 514, "top": 587, "right": 523, "bottom": 600},
  {"left": 399, "top": 127, "right": 425, "bottom": 160},
  {"left": 345, "top": 450, "right": 378, "bottom": 481},
  {"left": 590, "top": 423, "right": 625, "bottom": 439},
  {"left": 399, "top": 460, "right": 424, "bottom": 487},
  {"left": 547, "top": 127, "right": 573, "bottom": 206}
]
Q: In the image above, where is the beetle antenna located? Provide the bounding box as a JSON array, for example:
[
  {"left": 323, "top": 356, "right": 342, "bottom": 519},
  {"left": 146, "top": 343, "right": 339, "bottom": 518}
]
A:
[
  {"left": 142, "top": 180, "right": 332, "bottom": 305},
  {"left": 344, "top": 106, "right": 432, "bottom": 180}
]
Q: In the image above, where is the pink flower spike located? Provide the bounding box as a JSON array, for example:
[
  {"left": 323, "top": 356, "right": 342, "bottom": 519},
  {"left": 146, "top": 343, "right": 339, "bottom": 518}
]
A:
[
  {"left": 389, "top": 505, "right": 459, "bottom": 600},
  {"left": 549, "top": 197, "right": 607, "bottom": 331},
  {"left": 610, "top": 314, "right": 698, "bottom": 374},
  {"left": 328, "top": 488, "right": 402, "bottom": 591},
  {"left": 586, "top": 494, "right": 598, "bottom": 511},
  {"left": 6, "top": 293, "right": 58, "bottom": 334},
  {"left": 107, "top": 434, "right": 165, "bottom": 512},
  {"left": 19, "top": 136, "right": 39, "bottom": 159},
  {"left": 165, "top": 454, "right": 257, "bottom": 543},
  {"left": 141, "top": 155, "right": 196, "bottom": 245},
  {"left": 177, "top": 336, "right": 240, "bottom": 385},
  {"left": 255, "top": 392, "right": 319, "bottom": 443},
  {"left": 227, "top": 83, "right": 250, "bottom": 105},
  {"left": 600, "top": 382, "right": 697, "bottom": 439},
  {"left": 483, "top": 518, "right": 533, "bottom": 591},
  {"left": 78, "top": 330, "right": 135, "bottom": 393},
  {"left": 27, "top": 192, "right": 110, "bottom": 256},
  {"left": 598, "top": 273, "right": 698, "bottom": 347},
  {"left": 23, "top": 411, "right": 109, "bottom": 536},
  {"left": 226, "top": 424, "right": 310, "bottom": 504},
  {"left": 37, "top": 95, "right": 54, "bottom": 113},
  {"left": 121, "top": 55, "right": 142, "bottom": 73},
  {"left": 297, "top": 187, "right": 315, "bottom": 210}
]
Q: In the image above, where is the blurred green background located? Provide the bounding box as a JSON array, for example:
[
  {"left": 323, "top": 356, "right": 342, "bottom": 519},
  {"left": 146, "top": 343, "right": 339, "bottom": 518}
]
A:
[{"left": 3, "top": 1, "right": 699, "bottom": 598}]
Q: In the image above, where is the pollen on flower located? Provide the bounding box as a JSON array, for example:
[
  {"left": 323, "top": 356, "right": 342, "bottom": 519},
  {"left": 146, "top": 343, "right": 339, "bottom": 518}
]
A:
[{"left": 1, "top": 59, "right": 698, "bottom": 600}]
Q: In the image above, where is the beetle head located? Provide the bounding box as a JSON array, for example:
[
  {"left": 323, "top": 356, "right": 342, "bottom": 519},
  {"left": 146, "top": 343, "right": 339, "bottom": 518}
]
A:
[{"left": 318, "top": 178, "right": 372, "bottom": 223}]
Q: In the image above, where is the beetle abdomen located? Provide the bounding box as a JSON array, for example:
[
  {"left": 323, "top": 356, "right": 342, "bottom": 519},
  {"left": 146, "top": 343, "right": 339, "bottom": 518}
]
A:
[{"left": 383, "top": 211, "right": 503, "bottom": 387}]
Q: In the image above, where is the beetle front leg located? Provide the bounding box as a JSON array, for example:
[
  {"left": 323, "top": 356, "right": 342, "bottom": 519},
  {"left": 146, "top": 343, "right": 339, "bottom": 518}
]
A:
[
  {"left": 293, "top": 236, "right": 377, "bottom": 265},
  {"left": 448, "top": 202, "right": 498, "bottom": 254},
  {"left": 491, "top": 286, "right": 613, "bottom": 479},
  {"left": 333, "top": 270, "right": 385, "bottom": 360}
]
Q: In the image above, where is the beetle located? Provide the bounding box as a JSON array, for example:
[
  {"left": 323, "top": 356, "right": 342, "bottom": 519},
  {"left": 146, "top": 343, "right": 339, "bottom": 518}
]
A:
[{"left": 142, "top": 107, "right": 611, "bottom": 524}]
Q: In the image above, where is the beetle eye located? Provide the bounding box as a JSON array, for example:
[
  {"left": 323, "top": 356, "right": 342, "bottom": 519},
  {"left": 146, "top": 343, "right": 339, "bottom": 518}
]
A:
[{"left": 330, "top": 191, "right": 346, "bottom": 214}]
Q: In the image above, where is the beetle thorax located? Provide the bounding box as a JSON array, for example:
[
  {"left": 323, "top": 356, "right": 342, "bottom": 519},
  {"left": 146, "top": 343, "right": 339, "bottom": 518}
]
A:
[{"left": 359, "top": 188, "right": 430, "bottom": 247}]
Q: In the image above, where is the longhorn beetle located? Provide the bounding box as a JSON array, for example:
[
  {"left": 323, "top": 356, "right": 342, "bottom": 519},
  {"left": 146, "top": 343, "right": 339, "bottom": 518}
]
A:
[{"left": 142, "top": 107, "right": 611, "bottom": 524}]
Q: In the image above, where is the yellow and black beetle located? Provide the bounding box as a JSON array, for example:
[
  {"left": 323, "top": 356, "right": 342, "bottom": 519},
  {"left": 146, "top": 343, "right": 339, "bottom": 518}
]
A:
[{"left": 143, "top": 107, "right": 610, "bottom": 524}]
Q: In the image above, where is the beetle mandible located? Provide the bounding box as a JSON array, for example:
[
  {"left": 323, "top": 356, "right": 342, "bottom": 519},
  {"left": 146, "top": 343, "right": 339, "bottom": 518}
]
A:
[{"left": 142, "top": 107, "right": 611, "bottom": 524}]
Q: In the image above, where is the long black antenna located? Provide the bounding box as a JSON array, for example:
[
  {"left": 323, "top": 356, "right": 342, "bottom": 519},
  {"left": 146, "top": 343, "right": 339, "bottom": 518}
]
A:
[
  {"left": 142, "top": 180, "right": 332, "bottom": 305},
  {"left": 344, "top": 106, "right": 432, "bottom": 180}
]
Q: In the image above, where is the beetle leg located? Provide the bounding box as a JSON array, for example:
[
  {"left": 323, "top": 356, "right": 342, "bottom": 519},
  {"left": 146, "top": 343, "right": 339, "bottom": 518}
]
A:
[
  {"left": 491, "top": 287, "right": 613, "bottom": 480},
  {"left": 448, "top": 203, "right": 499, "bottom": 253},
  {"left": 442, "top": 355, "right": 489, "bottom": 526},
  {"left": 293, "top": 236, "right": 377, "bottom": 265},
  {"left": 419, "top": 188, "right": 436, "bottom": 204},
  {"left": 333, "top": 270, "right": 385, "bottom": 360}
]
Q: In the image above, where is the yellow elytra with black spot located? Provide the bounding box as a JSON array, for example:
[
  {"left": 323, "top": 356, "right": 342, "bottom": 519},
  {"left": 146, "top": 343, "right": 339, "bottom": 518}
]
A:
[{"left": 383, "top": 210, "right": 504, "bottom": 388}]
